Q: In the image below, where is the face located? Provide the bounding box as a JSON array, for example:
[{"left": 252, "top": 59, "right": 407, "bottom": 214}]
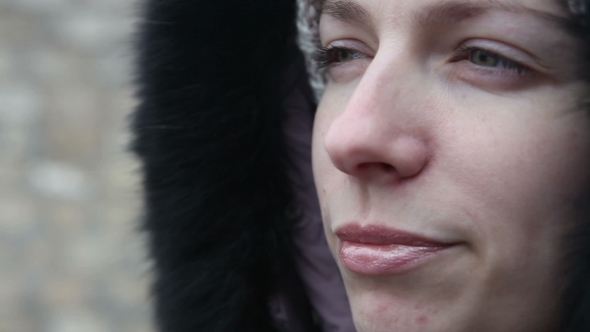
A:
[{"left": 312, "top": 0, "right": 590, "bottom": 331}]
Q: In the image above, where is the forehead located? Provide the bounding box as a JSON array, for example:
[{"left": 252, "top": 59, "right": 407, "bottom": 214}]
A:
[
  {"left": 319, "top": 0, "right": 571, "bottom": 27},
  {"left": 318, "top": 0, "right": 568, "bottom": 11}
]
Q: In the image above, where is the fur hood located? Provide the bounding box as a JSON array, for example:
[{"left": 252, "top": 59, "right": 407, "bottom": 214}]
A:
[{"left": 131, "top": 0, "right": 344, "bottom": 331}]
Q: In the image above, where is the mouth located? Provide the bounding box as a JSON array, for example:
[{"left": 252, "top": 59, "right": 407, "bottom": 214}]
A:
[{"left": 336, "top": 224, "right": 458, "bottom": 275}]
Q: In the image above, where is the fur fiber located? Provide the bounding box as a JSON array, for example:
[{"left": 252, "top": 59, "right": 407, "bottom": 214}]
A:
[
  {"left": 130, "top": 0, "right": 318, "bottom": 330},
  {"left": 558, "top": 4, "right": 590, "bottom": 331}
]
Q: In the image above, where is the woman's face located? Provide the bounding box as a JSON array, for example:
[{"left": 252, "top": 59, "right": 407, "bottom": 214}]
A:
[{"left": 312, "top": 0, "right": 590, "bottom": 331}]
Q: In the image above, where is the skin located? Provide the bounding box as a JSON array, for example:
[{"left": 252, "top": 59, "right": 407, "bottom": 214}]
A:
[{"left": 311, "top": 0, "right": 590, "bottom": 331}]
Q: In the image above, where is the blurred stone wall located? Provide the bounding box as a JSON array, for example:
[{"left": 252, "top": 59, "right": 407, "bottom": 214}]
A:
[{"left": 0, "top": 0, "right": 153, "bottom": 331}]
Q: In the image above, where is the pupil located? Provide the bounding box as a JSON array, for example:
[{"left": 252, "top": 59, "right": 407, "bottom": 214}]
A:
[
  {"left": 339, "top": 50, "right": 350, "bottom": 61},
  {"left": 471, "top": 50, "right": 498, "bottom": 67}
]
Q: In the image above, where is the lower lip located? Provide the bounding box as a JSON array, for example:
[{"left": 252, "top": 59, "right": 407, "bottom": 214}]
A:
[{"left": 339, "top": 241, "right": 450, "bottom": 275}]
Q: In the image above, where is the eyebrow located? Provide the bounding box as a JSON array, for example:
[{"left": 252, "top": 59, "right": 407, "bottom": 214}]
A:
[
  {"left": 418, "top": 1, "right": 569, "bottom": 26},
  {"left": 321, "top": 0, "right": 372, "bottom": 27},
  {"left": 319, "top": 0, "right": 570, "bottom": 31}
]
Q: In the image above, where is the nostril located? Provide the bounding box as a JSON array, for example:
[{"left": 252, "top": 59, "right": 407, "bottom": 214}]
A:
[
  {"left": 380, "top": 163, "right": 395, "bottom": 172},
  {"left": 356, "top": 162, "right": 396, "bottom": 174}
]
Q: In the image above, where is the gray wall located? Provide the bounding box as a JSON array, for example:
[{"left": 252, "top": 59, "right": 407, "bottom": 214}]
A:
[{"left": 0, "top": 0, "right": 153, "bottom": 331}]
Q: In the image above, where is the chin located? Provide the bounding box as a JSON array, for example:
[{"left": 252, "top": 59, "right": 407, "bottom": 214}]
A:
[
  {"left": 344, "top": 278, "right": 561, "bottom": 332},
  {"left": 349, "top": 292, "right": 453, "bottom": 332},
  {"left": 342, "top": 268, "right": 458, "bottom": 332}
]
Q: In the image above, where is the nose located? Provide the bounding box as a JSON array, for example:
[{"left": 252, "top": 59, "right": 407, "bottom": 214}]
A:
[{"left": 323, "top": 68, "right": 430, "bottom": 182}]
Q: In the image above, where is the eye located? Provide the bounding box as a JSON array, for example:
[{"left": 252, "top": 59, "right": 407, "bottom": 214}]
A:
[
  {"left": 313, "top": 46, "right": 367, "bottom": 68},
  {"left": 454, "top": 46, "right": 529, "bottom": 75},
  {"left": 447, "top": 44, "right": 542, "bottom": 90},
  {"left": 470, "top": 50, "right": 501, "bottom": 67}
]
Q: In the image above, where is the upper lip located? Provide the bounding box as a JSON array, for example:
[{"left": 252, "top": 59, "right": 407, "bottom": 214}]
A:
[{"left": 335, "top": 224, "right": 456, "bottom": 247}]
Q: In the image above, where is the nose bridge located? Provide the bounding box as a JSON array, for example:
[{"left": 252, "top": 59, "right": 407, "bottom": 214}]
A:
[
  {"left": 339, "top": 49, "right": 420, "bottom": 134},
  {"left": 323, "top": 54, "right": 430, "bottom": 181}
]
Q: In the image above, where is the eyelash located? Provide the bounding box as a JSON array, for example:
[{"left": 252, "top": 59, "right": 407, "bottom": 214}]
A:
[
  {"left": 451, "top": 46, "right": 530, "bottom": 75},
  {"left": 313, "top": 45, "right": 530, "bottom": 76},
  {"left": 313, "top": 46, "right": 367, "bottom": 69}
]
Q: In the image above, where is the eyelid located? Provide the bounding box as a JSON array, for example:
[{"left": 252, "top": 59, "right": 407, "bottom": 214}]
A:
[
  {"left": 327, "top": 39, "right": 375, "bottom": 57},
  {"left": 445, "top": 42, "right": 550, "bottom": 91},
  {"left": 453, "top": 39, "right": 542, "bottom": 70},
  {"left": 451, "top": 46, "right": 529, "bottom": 74},
  {"left": 314, "top": 40, "right": 374, "bottom": 69},
  {"left": 314, "top": 46, "right": 367, "bottom": 68}
]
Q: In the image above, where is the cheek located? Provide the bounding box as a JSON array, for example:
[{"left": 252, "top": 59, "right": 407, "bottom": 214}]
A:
[
  {"left": 312, "top": 89, "right": 357, "bottom": 252},
  {"left": 445, "top": 106, "right": 590, "bottom": 261},
  {"left": 312, "top": 99, "right": 334, "bottom": 221},
  {"left": 312, "top": 106, "right": 341, "bottom": 259},
  {"left": 311, "top": 103, "right": 330, "bottom": 201},
  {"left": 311, "top": 87, "right": 347, "bottom": 201},
  {"left": 432, "top": 103, "right": 590, "bottom": 328},
  {"left": 464, "top": 120, "right": 588, "bottom": 207}
]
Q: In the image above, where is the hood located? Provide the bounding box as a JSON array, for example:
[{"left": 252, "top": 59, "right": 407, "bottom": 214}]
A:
[{"left": 130, "top": 0, "right": 344, "bottom": 331}]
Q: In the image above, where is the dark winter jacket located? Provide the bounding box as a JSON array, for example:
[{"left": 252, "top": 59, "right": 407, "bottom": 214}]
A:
[{"left": 130, "top": 0, "right": 354, "bottom": 331}]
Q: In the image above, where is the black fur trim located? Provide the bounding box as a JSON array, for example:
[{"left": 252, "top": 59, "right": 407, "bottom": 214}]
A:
[
  {"left": 130, "top": 0, "right": 317, "bottom": 330},
  {"left": 558, "top": 5, "right": 590, "bottom": 330}
]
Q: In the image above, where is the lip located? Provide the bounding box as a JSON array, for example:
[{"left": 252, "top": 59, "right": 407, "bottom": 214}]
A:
[{"left": 336, "top": 224, "right": 457, "bottom": 275}]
